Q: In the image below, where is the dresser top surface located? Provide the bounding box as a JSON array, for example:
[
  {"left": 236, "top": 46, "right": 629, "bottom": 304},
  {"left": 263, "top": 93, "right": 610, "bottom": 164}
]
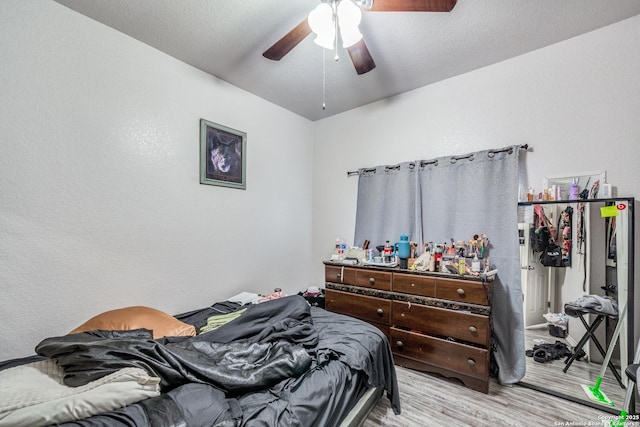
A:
[{"left": 323, "top": 260, "right": 494, "bottom": 282}]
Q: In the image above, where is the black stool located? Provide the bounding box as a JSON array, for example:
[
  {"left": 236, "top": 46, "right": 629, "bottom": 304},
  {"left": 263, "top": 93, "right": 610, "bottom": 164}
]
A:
[{"left": 562, "top": 304, "right": 624, "bottom": 388}]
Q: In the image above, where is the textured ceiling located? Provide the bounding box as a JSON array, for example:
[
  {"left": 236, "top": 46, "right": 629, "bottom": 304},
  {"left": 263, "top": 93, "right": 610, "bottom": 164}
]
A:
[{"left": 54, "top": 0, "right": 640, "bottom": 121}]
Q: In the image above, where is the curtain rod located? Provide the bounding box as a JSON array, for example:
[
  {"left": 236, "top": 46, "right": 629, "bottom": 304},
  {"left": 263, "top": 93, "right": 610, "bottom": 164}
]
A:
[{"left": 346, "top": 144, "right": 529, "bottom": 177}]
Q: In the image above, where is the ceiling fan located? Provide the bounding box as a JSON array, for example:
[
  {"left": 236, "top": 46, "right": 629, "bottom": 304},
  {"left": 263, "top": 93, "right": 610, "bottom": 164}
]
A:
[{"left": 262, "top": 0, "right": 458, "bottom": 75}]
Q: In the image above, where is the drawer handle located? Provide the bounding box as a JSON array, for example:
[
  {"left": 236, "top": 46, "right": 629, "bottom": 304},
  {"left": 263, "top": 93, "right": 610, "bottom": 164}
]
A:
[
  {"left": 469, "top": 326, "right": 478, "bottom": 334},
  {"left": 376, "top": 308, "right": 384, "bottom": 316},
  {"left": 369, "top": 277, "right": 376, "bottom": 284},
  {"left": 396, "top": 341, "right": 403, "bottom": 349},
  {"left": 457, "top": 288, "right": 465, "bottom": 296},
  {"left": 336, "top": 273, "right": 342, "bottom": 280},
  {"left": 411, "top": 283, "right": 416, "bottom": 287},
  {"left": 467, "top": 358, "right": 476, "bottom": 366}
]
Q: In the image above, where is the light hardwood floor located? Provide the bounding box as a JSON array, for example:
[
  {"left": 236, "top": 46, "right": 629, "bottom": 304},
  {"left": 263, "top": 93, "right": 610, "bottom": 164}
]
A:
[
  {"left": 520, "top": 327, "right": 627, "bottom": 410},
  {"left": 363, "top": 365, "right": 624, "bottom": 427}
]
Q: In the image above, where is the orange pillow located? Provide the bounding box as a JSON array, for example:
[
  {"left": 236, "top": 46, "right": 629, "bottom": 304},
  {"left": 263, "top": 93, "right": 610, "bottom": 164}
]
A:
[{"left": 69, "top": 306, "right": 196, "bottom": 339}]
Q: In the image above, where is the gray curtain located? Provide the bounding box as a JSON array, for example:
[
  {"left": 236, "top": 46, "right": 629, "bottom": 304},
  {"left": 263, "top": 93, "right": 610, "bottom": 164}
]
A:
[
  {"left": 354, "top": 162, "right": 421, "bottom": 250},
  {"left": 354, "top": 146, "right": 525, "bottom": 385}
]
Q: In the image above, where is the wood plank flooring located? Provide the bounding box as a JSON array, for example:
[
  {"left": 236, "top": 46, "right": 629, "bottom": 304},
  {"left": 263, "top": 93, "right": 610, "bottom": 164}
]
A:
[
  {"left": 363, "top": 366, "right": 620, "bottom": 427},
  {"left": 521, "top": 327, "right": 627, "bottom": 408}
]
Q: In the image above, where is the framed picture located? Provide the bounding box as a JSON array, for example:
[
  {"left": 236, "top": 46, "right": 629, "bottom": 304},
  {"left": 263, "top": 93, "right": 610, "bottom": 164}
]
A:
[{"left": 200, "top": 119, "right": 246, "bottom": 190}]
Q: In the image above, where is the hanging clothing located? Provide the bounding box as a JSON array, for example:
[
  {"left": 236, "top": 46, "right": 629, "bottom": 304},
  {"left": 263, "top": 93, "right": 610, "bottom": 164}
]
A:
[{"left": 558, "top": 206, "right": 573, "bottom": 267}]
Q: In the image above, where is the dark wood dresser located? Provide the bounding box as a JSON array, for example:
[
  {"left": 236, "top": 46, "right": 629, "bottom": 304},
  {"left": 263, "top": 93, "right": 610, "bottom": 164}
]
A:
[{"left": 324, "top": 261, "right": 493, "bottom": 393}]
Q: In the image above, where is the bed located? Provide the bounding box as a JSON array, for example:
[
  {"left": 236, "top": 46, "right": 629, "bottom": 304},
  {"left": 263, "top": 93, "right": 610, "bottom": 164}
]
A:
[{"left": 0, "top": 295, "right": 400, "bottom": 427}]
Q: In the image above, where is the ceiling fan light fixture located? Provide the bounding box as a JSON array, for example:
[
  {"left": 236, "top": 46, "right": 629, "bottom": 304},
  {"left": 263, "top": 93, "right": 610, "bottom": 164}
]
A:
[
  {"left": 340, "top": 21, "right": 363, "bottom": 47},
  {"left": 314, "top": 30, "right": 336, "bottom": 49},
  {"left": 337, "top": 0, "right": 362, "bottom": 48},
  {"left": 339, "top": 26, "right": 362, "bottom": 48},
  {"left": 337, "top": 0, "right": 361, "bottom": 27},
  {"left": 309, "top": 3, "right": 335, "bottom": 49}
]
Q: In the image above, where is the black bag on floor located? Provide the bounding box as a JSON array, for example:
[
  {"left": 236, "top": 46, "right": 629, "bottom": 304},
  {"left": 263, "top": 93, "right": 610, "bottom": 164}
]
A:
[{"left": 526, "top": 341, "right": 573, "bottom": 363}]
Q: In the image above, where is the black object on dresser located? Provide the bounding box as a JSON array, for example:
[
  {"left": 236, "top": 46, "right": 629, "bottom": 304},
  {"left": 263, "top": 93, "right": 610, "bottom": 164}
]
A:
[{"left": 324, "top": 261, "right": 492, "bottom": 393}]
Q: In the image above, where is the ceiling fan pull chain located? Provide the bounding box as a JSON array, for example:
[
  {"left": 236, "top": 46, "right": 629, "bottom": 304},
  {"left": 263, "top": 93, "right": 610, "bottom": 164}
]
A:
[
  {"left": 322, "top": 49, "right": 327, "bottom": 110},
  {"left": 333, "top": 2, "right": 340, "bottom": 61}
]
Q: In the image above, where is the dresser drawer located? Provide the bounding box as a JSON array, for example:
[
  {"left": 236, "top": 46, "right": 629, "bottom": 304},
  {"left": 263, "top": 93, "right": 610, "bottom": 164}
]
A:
[
  {"left": 436, "top": 278, "right": 490, "bottom": 305},
  {"left": 390, "top": 328, "right": 489, "bottom": 381},
  {"left": 367, "top": 320, "right": 390, "bottom": 341},
  {"left": 325, "top": 265, "right": 356, "bottom": 285},
  {"left": 391, "top": 301, "right": 489, "bottom": 346},
  {"left": 355, "top": 270, "right": 392, "bottom": 291},
  {"left": 325, "top": 289, "right": 391, "bottom": 325},
  {"left": 393, "top": 273, "right": 436, "bottom": 297}
]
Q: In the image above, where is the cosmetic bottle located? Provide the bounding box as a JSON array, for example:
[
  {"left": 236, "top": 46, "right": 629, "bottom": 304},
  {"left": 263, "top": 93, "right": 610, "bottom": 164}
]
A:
[{"left": 569, "top": 179, "right": 579, "bottom": 200}]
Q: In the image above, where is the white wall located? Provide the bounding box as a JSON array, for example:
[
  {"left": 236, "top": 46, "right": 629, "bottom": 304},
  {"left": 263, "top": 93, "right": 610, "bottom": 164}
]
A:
[
  {"left": 2, "top": 1, "right": 639, "bottom": 362},
  {"left": 311, "top": 15, "right": 640, "bottom": 322},
  {"left": 0, "top": 0, "right": 313, "bottom": 360}
]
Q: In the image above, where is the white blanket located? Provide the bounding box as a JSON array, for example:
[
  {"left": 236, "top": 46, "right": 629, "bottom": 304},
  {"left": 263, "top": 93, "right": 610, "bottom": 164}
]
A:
[{"left": 0, "top": 359, "right": 160, "bottom": 427}]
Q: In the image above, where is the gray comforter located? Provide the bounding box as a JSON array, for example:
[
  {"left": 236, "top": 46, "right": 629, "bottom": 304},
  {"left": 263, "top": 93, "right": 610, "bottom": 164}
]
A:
[
  {"left": 36, "top": 329, "right": 312, "bottom": 395},
  {"left": 27, "top": 295, "right": 399, "bottom": 427}
]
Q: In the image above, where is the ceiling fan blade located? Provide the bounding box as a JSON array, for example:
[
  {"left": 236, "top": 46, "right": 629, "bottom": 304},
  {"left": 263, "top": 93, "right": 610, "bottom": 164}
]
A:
[
  {"left": 263, "top": 18, "right": 312, "bottom": 61},
  {"left": 367, "top": 0, "right": 457, "bottom": 12},
  {"left": 347, "top": 39, "right": 376, "bottom": 75}
]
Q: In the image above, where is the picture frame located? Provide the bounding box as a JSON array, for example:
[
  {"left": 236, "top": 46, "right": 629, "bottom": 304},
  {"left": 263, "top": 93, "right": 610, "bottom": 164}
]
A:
[{"left": 199, "top": 118, "right": 246, "bottom": 190}]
